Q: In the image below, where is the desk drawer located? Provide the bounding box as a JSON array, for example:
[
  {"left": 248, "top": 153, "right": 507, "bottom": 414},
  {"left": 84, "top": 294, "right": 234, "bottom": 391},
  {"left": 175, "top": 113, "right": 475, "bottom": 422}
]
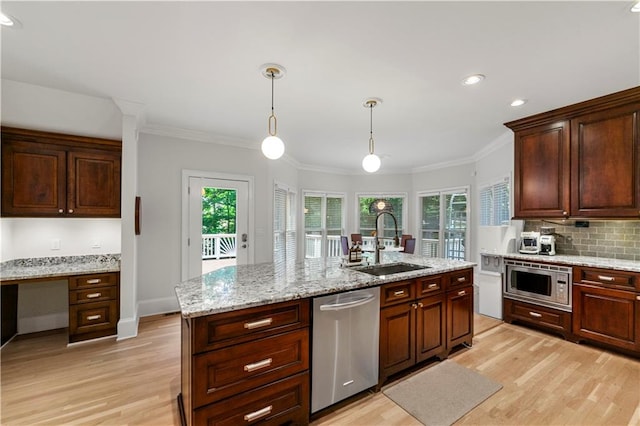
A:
[
  {"left": 69, "top": 286, "right": 118, "bottom": 304},
  {"left": 193, "top": 329, "right": 309, "bottom": 408},
  {"left": 193, "top": 372, "right": 309, "bottom": 426},
  {"left": 193, "top": 299, "right": 310, "bottom": 353},
  {"left": 417, "top": 275, "right": 443, "bottom": 296},
  {"left": 69, "top": 273, "right": 119, "bottom": 290},
  {"left": 447, "top": 268, "right": 473, "bottom": 290},
  {"left": 380, "top": 280, "right": 415, "bottom": 307},
  {"left": 69, "top": 300, "right": 118, "bottom": 336}
]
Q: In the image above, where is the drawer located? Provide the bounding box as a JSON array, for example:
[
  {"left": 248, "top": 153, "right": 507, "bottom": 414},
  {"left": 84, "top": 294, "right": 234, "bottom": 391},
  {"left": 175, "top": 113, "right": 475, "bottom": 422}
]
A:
[
  {"left": 447, "top": 268, "right": 473, "bottom": 290},
  {"left": 69, "top": 286, "right": 118, "bottom": 304},
  {"left": 193, "top": 299, "right": 310, "bottom": 353},
  {"left": 380, "top": 280, "right": 415, "bottom": 308},
  {"left": 417, "top": 275, "right": 443, "bottom": 296},
  {"left": 193, "top": 329, "right": 309, "bottom": 408},
  {"left": 574, "top": 267, "right": 639, "bottom": 291},
  {"left": 69, "top": 272, "right": 119, "bottom": 290},
  {"left": 504, "top": 299, "right": 571, "bottom": 334},
  {"left": 69, "top": 300, "right": 118, "bottom": 336},
  {"left": 193, "top": 372, "right": 309, "bottom": 426}
]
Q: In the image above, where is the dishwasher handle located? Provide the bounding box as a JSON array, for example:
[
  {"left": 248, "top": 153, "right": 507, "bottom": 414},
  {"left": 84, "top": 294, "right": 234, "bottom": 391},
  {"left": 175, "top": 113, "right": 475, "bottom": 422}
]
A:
[{"left": 319, "top": 294, "right": 376, "bottom": 311}]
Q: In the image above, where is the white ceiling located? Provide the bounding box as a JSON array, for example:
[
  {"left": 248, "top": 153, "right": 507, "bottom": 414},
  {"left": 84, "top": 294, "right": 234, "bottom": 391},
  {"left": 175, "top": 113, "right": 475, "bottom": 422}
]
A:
[{"left": 2, "top": 1, "right": 639, "bottom": 174}]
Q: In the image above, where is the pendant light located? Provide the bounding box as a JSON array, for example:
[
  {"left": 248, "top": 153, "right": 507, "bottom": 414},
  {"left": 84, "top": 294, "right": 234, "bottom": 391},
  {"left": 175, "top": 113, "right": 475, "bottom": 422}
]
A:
[
  {"left": 260, "top": 64, "right": 286, "bottom": 160},
  {"left": 362, "top": 98, "right": 382, "bottom": 173}
]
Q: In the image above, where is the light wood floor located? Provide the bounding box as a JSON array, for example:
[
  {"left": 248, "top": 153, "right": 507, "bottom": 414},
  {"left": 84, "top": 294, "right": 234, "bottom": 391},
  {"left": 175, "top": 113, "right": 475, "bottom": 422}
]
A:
[{"left": 2, "top": 313, "right": 639, "bottom": 425}]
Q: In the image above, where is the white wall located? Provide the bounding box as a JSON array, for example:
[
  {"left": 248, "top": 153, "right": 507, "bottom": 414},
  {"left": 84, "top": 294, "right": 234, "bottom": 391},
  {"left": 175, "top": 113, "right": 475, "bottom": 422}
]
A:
[
  {"left": 135, "top": 133, "right": 273, "bottom": 315},
  {"left": 1, "top": 79, "right": 123, "bottom": 333}
]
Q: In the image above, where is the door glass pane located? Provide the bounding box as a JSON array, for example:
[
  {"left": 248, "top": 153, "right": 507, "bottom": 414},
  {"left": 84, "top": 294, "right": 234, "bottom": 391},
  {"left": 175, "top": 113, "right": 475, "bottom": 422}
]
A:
[
  {"left": 421, "top": 195, "right": 440, "bottom": 257},
  {"left": 201, "top": 187, "right": 238, "bottom": 274},
  {"left": 444, "top": 193, "right": 467, "bottom": 260}
]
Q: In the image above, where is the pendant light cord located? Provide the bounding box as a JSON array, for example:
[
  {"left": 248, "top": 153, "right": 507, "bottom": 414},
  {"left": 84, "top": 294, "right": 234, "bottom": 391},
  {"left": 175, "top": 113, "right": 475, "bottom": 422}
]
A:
[
  {"left": 368, "top": 102, "right": 375, "bottom": 155},
  {"left": 268, "top": 70, "right": 277, "bottom": 136}
]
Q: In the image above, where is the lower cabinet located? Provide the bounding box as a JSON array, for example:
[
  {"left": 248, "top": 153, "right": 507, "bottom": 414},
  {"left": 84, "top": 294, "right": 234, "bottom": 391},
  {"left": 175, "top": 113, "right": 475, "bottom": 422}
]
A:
[
  {"left": 572, "top": 266, "right": 640, "bottom": 355},
  {"left": 68, "top": 272, "right": 120, "bottom": 343},
  {"left": 180, "top": 299, "right": 310, "bottom": 426},
  {"left": 503, "top": 298, "right": 572, "bottom": 339},
  {"left": 379, "top": 269, "right": 473, "bottom": 384}
]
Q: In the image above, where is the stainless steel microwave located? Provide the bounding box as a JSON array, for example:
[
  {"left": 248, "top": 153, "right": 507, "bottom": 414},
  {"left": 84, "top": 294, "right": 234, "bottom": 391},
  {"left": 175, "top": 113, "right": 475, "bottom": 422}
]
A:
[{"left": 504, "top": 259, "right": 572, "bottom": 312}]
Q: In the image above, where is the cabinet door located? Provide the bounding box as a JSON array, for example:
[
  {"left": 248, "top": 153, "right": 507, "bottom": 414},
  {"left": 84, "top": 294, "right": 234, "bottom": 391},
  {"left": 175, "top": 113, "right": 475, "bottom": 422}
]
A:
[
  {"left": 1, "top": 141, "right": 66, "bottom": 216},
  {"left": 573, "top": 284, "right": 639, "bottom": 352},
  {"left": 67, "top": 150, "right": 121, "bottom": 217},
  {"left": 379, "top": 303, "right": 415, "bottom": 379},
  {"left": 571, "top": 105, "right": 640, "bottom": 218},
  {"left": 415, "top": 294, "right": 446, "bottom": 362},
  {"left": 446, "top": 286, "right": 474, "bottom": 349},
  {"left": 513, "top": 121, "right": 571, "bottom": 218}
]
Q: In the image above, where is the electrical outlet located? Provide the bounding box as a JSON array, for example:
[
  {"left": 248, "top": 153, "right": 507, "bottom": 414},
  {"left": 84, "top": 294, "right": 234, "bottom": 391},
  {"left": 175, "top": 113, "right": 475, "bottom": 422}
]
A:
[{"left": 51, "top": 239, "right": 61, "bottom": 250}]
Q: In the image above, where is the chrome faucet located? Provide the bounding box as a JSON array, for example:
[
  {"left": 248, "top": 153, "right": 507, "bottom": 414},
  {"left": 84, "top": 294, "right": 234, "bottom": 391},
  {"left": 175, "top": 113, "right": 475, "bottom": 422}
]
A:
[{"left": 374, "top": 211, "right": 400, "bottom": 265}]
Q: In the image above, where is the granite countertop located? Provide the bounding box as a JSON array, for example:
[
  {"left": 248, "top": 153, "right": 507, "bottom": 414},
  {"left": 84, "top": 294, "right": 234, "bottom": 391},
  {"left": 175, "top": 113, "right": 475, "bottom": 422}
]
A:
[
  {"left": 175, "top": 252, "right": 476, "bottom": 319},
  {"left": 0, "top": 254, "right": 121, "bottom": 282},
  {"left": 490, "top": 252, "right": 640, "bottom": 273}
]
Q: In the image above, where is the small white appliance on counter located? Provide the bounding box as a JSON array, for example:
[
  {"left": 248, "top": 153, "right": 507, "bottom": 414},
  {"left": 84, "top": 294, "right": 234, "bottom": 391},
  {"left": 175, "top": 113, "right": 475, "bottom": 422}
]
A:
[
  {"left": 519, "top": 231, "right": 540, "bottom": 254},
  {"left": 539, "top": 235, "right": 556, "bottom": 255}
]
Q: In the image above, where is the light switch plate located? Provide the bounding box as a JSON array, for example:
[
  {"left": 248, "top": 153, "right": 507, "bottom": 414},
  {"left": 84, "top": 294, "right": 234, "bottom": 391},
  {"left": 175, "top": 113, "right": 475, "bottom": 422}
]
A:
[{"left": 51, "top": 239, "right": 61, "bottom": 250}]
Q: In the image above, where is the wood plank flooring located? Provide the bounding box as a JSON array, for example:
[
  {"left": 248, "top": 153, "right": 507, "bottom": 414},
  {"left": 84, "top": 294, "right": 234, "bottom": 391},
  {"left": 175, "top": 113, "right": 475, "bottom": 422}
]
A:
[{"left": 2, "top": 313, "right": 638, "bottom": 425}]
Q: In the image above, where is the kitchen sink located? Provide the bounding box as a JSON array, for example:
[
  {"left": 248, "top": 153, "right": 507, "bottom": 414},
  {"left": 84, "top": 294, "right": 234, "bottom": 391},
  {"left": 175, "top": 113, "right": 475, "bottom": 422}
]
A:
[{"left": 353, "top": 262, "right": 431, "bottom": 276}]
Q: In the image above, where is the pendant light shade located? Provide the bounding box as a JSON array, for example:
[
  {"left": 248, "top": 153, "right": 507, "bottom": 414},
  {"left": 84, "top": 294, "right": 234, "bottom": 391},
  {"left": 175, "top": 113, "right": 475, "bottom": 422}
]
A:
[
  {"left": 260, "top": 64, "right": 286, "bottom": 160},
  {"left": 362, "top": 98, "right": 382, "bottom": 173}
]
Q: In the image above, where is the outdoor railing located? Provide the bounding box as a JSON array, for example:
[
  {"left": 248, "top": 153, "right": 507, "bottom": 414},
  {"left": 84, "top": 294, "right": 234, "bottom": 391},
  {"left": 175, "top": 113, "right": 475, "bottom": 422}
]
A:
[{"left": 202, "top": 233, "right": 237, "bottom": 259}]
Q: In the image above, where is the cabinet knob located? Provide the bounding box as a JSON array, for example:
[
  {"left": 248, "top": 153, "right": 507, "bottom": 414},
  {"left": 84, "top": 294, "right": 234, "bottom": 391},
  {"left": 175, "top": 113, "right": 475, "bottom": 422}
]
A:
[
  {"left": 418, "top": 302, "right": 424, "bottom": 308},
  {"left": 68, "top": 209, "right": 74, "bottom": 213},
  {"left": 562, "top": 211, "right": 568, "bottom": 217},
  {"left": 411, "top": 303, "right": 418, "bottom": 309},
  {"left": 58, "top": 209, "right": 64, "bottom": 213}
]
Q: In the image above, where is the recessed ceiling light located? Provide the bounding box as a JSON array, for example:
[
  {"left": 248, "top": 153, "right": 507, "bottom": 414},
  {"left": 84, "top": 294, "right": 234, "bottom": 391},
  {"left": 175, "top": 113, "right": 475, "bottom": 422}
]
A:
[
  {"left": 462, "top": 74, "right": 485, "bottom": 85},
  {"left": 0, "top": 12, "right": 19, "bottom": 27},
  {"left": 511, "top": 99, "right": 527, "bottom": 107},
  {"left": 632, "top": 1, "right": 640, "bottom": 12}
]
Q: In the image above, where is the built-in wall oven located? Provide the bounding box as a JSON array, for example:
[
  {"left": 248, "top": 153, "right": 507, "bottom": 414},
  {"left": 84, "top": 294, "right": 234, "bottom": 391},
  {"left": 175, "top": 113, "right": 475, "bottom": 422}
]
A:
[{"left": 504, "top": 259, "right": 572, "bottom": 312}]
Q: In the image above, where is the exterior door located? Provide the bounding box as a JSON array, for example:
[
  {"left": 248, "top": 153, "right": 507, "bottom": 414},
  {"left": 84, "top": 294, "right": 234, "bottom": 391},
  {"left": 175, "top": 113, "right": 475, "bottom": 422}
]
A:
[{"left": 187, "top": 176, "right": 250, "bottom": 280}]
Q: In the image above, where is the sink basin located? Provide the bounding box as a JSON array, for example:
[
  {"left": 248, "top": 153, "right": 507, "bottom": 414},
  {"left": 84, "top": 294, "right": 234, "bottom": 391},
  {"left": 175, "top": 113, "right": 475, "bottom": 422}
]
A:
[{"left": 353, "top": 262, "right": 431, "bottom": 277}]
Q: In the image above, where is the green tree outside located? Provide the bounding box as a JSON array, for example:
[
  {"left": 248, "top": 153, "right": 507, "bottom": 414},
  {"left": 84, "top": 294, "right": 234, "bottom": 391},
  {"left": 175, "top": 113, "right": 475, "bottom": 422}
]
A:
[{"left": 202, "top": 188, "right": 237, "bottom": 234}]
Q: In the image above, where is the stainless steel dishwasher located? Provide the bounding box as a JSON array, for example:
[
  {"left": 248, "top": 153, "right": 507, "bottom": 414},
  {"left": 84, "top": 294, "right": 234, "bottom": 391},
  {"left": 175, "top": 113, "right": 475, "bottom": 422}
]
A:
[{"left": 311, "top": 286, "right": 380, "bottom": 413}]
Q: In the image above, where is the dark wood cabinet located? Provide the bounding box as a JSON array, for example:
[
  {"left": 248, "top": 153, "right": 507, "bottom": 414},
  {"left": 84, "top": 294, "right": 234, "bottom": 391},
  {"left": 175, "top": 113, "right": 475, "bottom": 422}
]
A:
[
  {"left": 68, "top": 272, "right": 120, "bottom": 343},
  {"left": 506, "top": 86, "right": 640, "bottom": 219},
  {"left": 180, "top": 299, "right": 310, "bottom": 426},
  {"left": 572, "top": 266, "right": 640, "bottom": 354},
  {"left": 1, "top": 127, "right": 121, "bottom": 218},
  {"left": 379, "top": 269, "right": 473, "bottom": 384},
  {"left": 571, "top": 105, "right": 640, "bottom": 217},
  {"left": 513, "top": 121, "right": 571, "bottom": 218}
]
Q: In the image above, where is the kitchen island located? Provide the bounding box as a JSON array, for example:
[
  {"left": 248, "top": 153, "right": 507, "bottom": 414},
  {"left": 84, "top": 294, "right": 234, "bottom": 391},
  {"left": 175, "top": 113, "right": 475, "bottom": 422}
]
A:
[{"left": 174, "top": 252, "right": 476, "bottom": 425}]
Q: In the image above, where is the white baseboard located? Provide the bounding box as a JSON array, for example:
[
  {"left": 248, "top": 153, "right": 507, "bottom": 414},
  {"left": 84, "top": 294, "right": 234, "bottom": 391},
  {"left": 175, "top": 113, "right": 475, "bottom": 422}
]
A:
[
  {"left": 137, "top": 296, "right": 180, "bottom": 318},
  {"left": 17, "top": 312, "right": 67, "bottom": 334},
  {"left": 117, "top": 315, "right": 139, "bottom": 341}
]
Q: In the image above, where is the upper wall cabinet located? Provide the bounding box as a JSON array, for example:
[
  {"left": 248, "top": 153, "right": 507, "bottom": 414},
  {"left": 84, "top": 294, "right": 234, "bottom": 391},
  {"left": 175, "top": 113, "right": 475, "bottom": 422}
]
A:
[
  {"left": 505, "top": 87, "right": 640, "bottom": 219},
  {"left": 1, "top": 127, "right": 122, "bottom": 218}
]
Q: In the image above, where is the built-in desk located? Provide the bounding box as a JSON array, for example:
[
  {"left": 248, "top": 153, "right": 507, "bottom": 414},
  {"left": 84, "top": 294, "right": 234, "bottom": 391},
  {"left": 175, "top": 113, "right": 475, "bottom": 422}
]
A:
[{"left": 1, "top": 254, "right": 120, "bottom": 345}]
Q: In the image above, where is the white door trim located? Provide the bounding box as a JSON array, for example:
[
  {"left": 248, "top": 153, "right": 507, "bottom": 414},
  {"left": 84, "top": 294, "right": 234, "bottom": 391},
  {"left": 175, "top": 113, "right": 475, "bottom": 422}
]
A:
[{"left": 181, "top": 170, "right": 255, "bottom": 282}]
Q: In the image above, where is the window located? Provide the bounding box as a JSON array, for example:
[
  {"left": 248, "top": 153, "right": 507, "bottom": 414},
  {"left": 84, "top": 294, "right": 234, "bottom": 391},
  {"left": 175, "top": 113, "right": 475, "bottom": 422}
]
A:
[
  {"left": 274, "top": 183, "right": 296, "bottom": 263},
  {"left": 480, "top": 177, "right": 510, "bottom": 226},
  {"left": 304, "top": 192, "right": 345, "bottom": 258},
  {"left": 418, "top": 188, "right": 468, "bottom": 260},
  {"left": 357, "top": 194, "right": 406, "bottom": 248}
]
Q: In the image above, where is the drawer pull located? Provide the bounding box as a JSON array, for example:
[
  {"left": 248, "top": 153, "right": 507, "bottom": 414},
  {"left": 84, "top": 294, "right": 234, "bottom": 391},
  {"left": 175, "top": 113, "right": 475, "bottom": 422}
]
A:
[
  {"left": 86, "top": 293, "right": 102, "bottom": 299},
  {"left": 457, "top": 277, "right": 466, "bottom": 282},
  {"left": 244, "top": 318, "right": 273, "bottom": 330},
  {"left": 87, "top": 314, "right": 102, "bottom": 321},
  {"left": 457, "top": 290, "right": 466, "bottom": 296},
  {"left": 86, "top": 279, "right": 102, "bottom": 284},
  {"left": 244, "top": 405, "right": 272, "bottom": 422},
  {"left": 394, "top": 290, "right": 406, "bottom": 296},
  {"left": 637, "top": 296, "right": 640, "bottom": 301},
  {"left": 244, "top": 358, "right": 272, "bottom": 372},
  {"left": 529, "top": 311, "right": 542, "bottom": 318},
  {"left": 597, "top": 275, "right": 615, "bottom": 282},
  {"left": 428, "top": 283, "right": 438, "bottom": 289}
]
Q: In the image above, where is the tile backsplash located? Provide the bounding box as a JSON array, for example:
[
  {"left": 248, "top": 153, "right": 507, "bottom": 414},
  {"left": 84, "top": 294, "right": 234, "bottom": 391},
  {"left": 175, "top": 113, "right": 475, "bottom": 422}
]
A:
[{"left": 524, "top": 220, "right": 640, "bottom": 261}]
